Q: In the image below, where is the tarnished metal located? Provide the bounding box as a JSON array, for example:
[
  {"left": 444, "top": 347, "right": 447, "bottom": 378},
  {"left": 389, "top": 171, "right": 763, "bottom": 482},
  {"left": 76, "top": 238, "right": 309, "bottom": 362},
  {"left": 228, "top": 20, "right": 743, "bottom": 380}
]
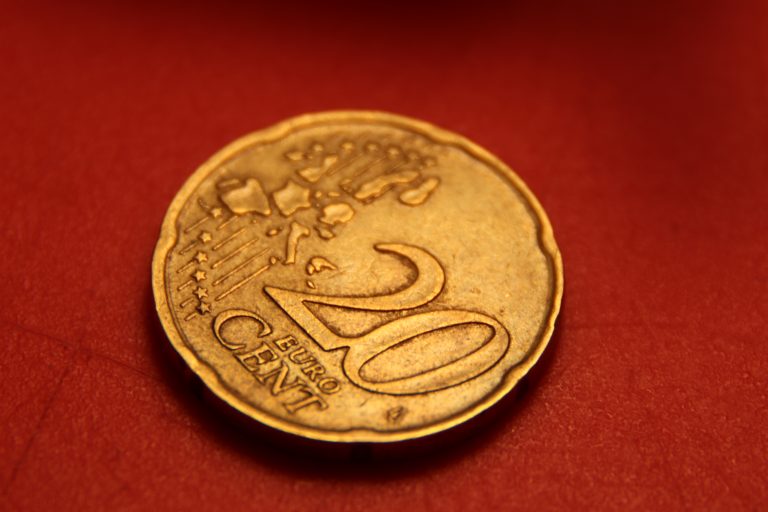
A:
[{"left": 152, "top": 111, "right": 562, "bottom": 442}]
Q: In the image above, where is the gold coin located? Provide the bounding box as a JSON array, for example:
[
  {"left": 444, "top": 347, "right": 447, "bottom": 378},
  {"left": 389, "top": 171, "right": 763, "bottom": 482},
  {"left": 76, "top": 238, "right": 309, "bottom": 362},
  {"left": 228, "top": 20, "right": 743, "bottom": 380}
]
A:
[{"left": 152, "top": 111, "right": 562, "bottom": 443}]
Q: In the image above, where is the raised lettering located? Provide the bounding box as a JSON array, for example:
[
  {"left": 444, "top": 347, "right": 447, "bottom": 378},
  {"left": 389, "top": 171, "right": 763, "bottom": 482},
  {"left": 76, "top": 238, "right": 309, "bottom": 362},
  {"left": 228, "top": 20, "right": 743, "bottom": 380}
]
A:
[
  {"left": 274, "top": 335, "right": 298, "bottom": 352},
  {"left": 213, "top": 309, "right": 272, "bottom": 351},
  {"left": 317, "top": 377, "right": 341, "bottom": 394},
  {"left": 301, "top": 363, "right": 325, "bottom": 382},
  {"left": 236, "top": 345, "right": 278, "bottom": 371},
  {"left": 284, "top": 387, "right": 328, "bottom": 413},
  {"left": 288, "top": 347, "right": 316, "bottom": 365},
  {"left": 256, "top": 362, "right": 304, "bottom": 395}
]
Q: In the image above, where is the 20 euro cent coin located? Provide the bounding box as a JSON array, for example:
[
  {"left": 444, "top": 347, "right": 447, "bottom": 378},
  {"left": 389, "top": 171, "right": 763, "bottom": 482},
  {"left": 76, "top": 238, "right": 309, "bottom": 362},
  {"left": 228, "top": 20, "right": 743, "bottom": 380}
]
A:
[{"left": 152, "top": 111, "right": 562, "bottom": 443}]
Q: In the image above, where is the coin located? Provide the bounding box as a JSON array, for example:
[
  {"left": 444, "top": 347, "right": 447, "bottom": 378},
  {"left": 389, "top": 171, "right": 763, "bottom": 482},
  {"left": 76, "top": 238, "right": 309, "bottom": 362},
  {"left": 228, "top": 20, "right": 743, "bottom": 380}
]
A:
[{"left": 152, "top": 111, "right": 562, "bottom": 443}]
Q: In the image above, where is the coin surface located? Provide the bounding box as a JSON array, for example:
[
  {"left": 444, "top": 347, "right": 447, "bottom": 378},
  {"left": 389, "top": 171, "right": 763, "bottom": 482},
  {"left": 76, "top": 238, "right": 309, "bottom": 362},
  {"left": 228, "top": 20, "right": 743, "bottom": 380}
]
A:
[{"left": 152, "top": 111, "right": 562, "bottom": 443}]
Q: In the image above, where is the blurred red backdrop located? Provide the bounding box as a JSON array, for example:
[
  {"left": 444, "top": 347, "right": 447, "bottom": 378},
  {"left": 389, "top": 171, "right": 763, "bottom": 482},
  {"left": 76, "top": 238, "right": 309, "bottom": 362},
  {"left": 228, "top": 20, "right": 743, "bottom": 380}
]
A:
[{"left": 1, "top": 0, "right": 766, "bottom": 510}]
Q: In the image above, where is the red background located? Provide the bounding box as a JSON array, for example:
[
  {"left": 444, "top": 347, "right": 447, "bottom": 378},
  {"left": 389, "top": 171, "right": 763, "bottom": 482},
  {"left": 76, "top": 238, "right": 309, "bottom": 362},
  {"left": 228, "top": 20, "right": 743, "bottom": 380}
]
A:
[{"left": 1, "top": 0, "right": 766, "bottom": 510}]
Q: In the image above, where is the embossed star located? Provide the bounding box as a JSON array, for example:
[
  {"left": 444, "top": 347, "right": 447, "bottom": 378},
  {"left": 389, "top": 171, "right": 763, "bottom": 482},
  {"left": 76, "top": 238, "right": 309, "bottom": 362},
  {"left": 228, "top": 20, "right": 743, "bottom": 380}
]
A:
[
  {"left": 197, "top": 301, "right": 211, "bottom": 314},
  {"left": 193, "top": 270, "right": 207, "bottom": 282},
  {"left": 209, "top": 207, "right": 223, "bottom": 219},
  {"left": 194, "top": 286, "right": 208, "bottom": 300},
  {"left": 194, "top": 251, "right": 208, "bottom": 264},
  {"left": 198, "top": 231, "right": 212, "bottom": 243}
]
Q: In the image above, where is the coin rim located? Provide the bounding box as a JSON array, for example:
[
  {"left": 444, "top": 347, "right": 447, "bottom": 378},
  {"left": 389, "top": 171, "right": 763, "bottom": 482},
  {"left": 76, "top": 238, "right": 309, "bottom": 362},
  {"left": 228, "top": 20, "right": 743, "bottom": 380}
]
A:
[{"left": 152, "top": 110, "right": 563, "bottom": 443}]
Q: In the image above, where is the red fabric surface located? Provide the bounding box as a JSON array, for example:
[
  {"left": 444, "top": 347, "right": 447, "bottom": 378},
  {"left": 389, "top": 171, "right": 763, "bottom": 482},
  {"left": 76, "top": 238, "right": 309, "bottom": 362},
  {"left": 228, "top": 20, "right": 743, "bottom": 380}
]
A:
[{"left": 1, "top": 0, "right": 766, "bottom": 510}]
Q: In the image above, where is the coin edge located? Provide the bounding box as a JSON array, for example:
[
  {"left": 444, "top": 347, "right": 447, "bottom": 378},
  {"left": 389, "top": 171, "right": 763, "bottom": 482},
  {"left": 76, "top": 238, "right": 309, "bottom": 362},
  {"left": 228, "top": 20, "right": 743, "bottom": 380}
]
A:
[{"left": 151, "top": 110, "right": 564, "bottom": 443}]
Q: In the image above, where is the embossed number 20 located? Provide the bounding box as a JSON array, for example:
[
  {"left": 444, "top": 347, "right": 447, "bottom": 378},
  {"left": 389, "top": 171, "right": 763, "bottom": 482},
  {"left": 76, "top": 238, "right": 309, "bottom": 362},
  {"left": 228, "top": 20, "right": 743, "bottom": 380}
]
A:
[{"left": 264, "top": 244, "right": 510, "bottom": 396}]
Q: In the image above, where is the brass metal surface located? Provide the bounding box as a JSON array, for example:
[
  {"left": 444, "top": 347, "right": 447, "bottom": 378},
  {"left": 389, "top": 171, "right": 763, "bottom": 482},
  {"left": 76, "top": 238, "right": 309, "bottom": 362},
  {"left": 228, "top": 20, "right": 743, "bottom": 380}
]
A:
[{"left": 152, "top": 111, "right": 562, "bottom": 443}]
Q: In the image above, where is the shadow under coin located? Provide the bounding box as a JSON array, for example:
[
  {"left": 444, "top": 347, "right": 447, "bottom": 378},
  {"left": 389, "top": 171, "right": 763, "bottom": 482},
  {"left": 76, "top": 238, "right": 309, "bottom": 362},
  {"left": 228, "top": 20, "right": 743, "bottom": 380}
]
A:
[{"left": 145, "top": 281, "right": 563, "bottom": 481}]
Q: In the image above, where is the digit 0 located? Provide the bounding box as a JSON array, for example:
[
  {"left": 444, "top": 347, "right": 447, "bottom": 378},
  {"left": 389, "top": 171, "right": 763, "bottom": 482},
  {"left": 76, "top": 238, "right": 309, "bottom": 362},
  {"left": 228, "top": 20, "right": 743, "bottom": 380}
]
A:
[{"left": 265, "top": 244, "right": 510, "bottom": 395}]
